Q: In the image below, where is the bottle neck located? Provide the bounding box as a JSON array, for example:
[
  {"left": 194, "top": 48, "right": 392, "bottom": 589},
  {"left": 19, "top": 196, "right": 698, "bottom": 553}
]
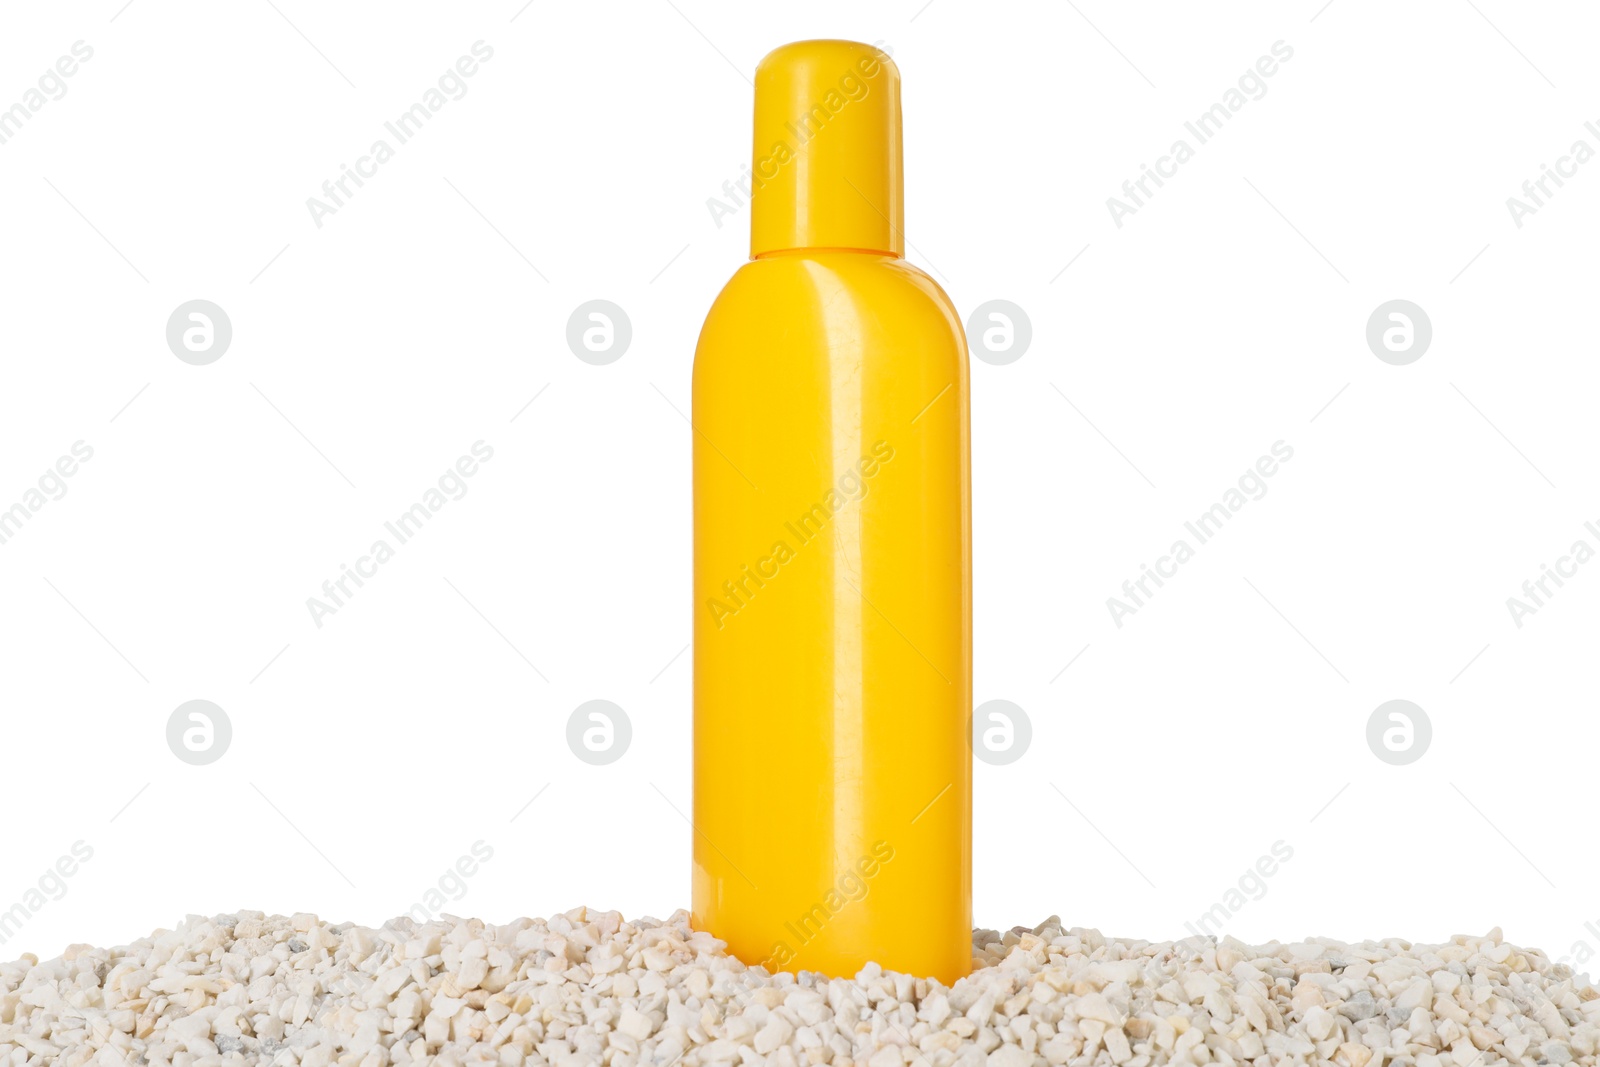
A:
[{"left": 752, "top": 245, "right": 902, "bottom": 260}]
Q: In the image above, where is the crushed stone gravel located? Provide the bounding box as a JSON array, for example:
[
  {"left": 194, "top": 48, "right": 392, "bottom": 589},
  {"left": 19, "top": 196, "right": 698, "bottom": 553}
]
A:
[{"left": 4, "top": 909, "right": 1597, "bottom": 1066}]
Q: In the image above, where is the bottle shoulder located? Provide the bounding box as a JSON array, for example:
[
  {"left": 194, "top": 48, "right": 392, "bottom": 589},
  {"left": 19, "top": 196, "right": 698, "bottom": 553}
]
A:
[
  {"left": 697, "top": 253, "right": 965, "bottom": 357},
  {"left": 722, "top": 252, "right": 955, "bottom": 306}
]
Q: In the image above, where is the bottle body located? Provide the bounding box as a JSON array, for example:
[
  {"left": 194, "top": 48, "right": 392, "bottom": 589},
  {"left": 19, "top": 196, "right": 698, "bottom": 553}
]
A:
[{"left": 692, "top": 250, "right": 971, "bottom": 982}]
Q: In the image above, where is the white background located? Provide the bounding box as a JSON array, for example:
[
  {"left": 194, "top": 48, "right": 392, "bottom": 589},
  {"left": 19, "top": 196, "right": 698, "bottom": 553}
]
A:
[{"left": 1, "top": 0, "right": 1597, "bottom": 974}]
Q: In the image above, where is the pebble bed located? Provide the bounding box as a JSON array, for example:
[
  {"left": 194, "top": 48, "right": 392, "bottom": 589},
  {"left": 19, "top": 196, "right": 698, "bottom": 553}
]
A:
[{"left": 3, "top": 910, "right": 1597, "bottom": 1067}]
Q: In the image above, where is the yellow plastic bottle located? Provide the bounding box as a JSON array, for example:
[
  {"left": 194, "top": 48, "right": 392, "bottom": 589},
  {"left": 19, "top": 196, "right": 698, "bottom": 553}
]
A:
[{"left": 692, "top": 39, "right": 971, "bottom": 982}]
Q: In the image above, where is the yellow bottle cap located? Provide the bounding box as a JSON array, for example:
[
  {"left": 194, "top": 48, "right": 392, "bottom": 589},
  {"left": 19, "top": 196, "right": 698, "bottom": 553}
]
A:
[{"left": 749, "top": 40, "right": 903, "bottom": 259}]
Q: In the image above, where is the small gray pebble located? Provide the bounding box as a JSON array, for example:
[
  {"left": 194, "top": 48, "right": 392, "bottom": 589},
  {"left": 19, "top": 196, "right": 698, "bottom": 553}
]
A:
[
  {"left": 1339, "top": 990, "right": 1378, "bottom": 1021},
  {"left": 288, "top": 939, "right": 308, "bottom": 953}
]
